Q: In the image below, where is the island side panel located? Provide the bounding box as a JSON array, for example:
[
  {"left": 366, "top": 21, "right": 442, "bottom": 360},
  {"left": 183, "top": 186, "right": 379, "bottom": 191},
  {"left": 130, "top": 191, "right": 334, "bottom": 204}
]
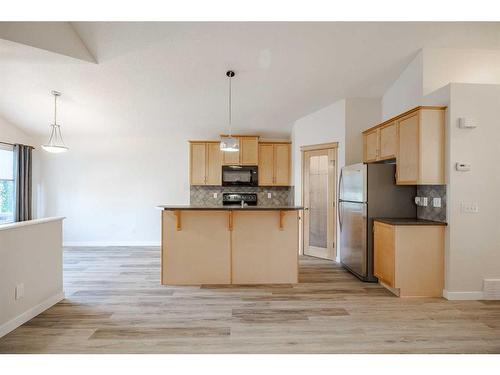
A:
[
  {"left": 162, "top": 210, "right": 231, "bottom": 285},
  {"left": 231, "top": 210, "right": 299, "bottom": 284}
]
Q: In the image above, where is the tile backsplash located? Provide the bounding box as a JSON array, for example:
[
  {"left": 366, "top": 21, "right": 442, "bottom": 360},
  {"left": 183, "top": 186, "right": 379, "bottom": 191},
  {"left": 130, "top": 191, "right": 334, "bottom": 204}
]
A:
[
  {"left": 416, "top": 185, "right": 447, "bottom": 222},
  {"left": 190, "top": 185, "right": 294, "bottom": 207}
]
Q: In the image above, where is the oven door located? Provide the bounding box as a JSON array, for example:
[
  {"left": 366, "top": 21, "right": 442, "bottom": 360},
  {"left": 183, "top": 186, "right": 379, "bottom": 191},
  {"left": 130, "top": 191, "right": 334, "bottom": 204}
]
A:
[{"left": 222, "top": 166, "right": 258, "bottom": 186}]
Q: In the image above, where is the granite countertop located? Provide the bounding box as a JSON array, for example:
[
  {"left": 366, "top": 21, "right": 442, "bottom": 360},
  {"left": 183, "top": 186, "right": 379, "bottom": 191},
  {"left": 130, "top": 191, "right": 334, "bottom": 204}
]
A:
[
  {"left": 374, "top": 218, "right": 447, "bottom": 226},
  {"left": 157, "top": 205, "right": 304, "bottom": 211}
]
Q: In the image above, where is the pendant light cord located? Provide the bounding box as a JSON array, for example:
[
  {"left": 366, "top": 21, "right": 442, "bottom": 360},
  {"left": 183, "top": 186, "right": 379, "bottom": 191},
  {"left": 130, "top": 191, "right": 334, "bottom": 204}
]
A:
[
  {"left": 228, "top": 74, "right": 232, "bottom": 137},
  {"left": 54, "top": 93, "right": 58, "bottom": 125}
]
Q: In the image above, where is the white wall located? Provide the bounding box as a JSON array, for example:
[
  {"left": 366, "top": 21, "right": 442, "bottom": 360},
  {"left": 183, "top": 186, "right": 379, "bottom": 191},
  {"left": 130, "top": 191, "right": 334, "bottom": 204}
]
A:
[
  {"left": 345, "top": 98, "right": 381, "bottom": 165},
  {"left": 423, "top": 49, "right": 500, "bottom": 95},
  {"left": 443, "top": 84, "right": 500, "bottom": 298},
  {"left": 291, "top": 99, "right": 346, "bottom": 205},
  {"left": 38, "top": 135, "right": 194, "bottom": 246},
  {"left": 381, "top": 51, "right": 423, "bottom": 120},
  {"left": 0, "top": 217, "right": 64, "bottom": 337}
]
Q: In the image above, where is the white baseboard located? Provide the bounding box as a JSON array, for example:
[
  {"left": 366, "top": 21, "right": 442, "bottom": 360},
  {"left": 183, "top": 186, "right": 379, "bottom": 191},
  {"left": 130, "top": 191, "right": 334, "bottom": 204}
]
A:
[
  {"left": 443, "top": 290, "right": 484, "bottom": 300},
  {"left": 64, "top": 241, "right": 160, "bottom": 247},
  {"left": 0, "top": 291, "right": 65, "bottom": 338}
]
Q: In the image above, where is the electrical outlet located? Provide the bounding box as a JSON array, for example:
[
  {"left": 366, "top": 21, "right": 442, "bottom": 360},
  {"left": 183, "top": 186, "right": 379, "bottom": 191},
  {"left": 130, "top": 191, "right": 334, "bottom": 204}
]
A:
[
  {"left": 421, "top": 197, "right": 428, "bottom": 207},
  {"left": 267, "top": 192, "right": 272, "bottom": 199},
  {"left": 213, "top": 193, "right": 218, "bottom": 199},
  {"left": 16, "top": 283, "right": 24, "bottom": 300},
  {"left": 461, "top": 202, "right": 479, "bottom": 213},
  {"left": 432, "top": 197, "right": 442, "bottom": 208}
]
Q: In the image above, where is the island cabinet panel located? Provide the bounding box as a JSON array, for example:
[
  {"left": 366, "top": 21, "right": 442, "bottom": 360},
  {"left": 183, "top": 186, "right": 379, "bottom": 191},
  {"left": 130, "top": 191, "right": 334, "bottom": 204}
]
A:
[
  {"left": 231, "top": 211, "right": 299, "bottom": 284},
  {"left": 162, "top": 210, "right": 231, "bottom": 284},
  {"left": 373, "top": 220, "right": 444, "bottom": 297},
  {"left": 190, "top": 142, "right": 207, "bottom": 185},
  {"left": 240, "top": 136, "right": 259, "bottom": 165}
]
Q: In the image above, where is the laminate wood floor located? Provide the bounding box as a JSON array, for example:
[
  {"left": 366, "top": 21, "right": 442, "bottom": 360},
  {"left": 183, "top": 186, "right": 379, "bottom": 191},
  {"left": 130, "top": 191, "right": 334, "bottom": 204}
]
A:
[{"left": 1, "top": 247, "right": 499, "bottom": 353}]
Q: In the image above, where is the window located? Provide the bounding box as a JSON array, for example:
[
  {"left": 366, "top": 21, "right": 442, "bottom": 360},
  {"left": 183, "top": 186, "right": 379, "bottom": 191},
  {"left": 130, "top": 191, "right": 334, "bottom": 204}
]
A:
[{"left": 0, "top": 144, "right": 15, "bottom": 224}]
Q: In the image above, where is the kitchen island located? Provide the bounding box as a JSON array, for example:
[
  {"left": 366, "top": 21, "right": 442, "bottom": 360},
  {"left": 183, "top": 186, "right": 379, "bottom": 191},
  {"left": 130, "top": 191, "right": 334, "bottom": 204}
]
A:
[{"left": 158, "top": 205, "right": 303, "bottom": 285}]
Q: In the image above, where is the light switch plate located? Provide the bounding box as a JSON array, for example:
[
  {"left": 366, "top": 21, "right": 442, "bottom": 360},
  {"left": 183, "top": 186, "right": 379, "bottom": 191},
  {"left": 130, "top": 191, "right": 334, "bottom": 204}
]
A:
[
  {"left": 267, "top": 193, "right": 272, "bottom": 199},
  {"left": 432, "top": 197, "right": 441, "bottom": 208},
  {"left": 461, "top": 202, "right": 479, "bottom": 213},
  {"left": 213, "top": 193, "right": 218, "bottom": 199},
  {"left": 16, "top": 283, "right": 24, "bottom": 300}
]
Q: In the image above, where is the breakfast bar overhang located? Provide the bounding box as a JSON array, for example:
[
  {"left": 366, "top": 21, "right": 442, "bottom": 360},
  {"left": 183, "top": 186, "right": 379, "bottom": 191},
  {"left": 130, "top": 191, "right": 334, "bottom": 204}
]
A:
[{"left": 158, "top": 206, "right": 303, "bottom": 285}]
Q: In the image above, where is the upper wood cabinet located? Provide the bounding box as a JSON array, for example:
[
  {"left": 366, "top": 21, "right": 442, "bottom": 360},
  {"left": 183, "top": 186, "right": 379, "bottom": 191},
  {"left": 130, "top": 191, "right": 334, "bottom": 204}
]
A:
[
  {"left": 258, "top": 142, "right": 291, "bottom": 186},
  {"left": 189, "top": 141, "right": 222, "bottom": 185},
  {"left": 362, "top": 106, "right": 445, "bottom": 185},
  {"left": 222, "top": 136, "right": 259, "bottom": 165},
  {"left": 240, "top": 136, "right": 259, "bottom": 165},
  {"left": 379, "top": 122, "right": 397, "bottom": 160},
  {"left": 364, "top": 129, "right": 379, "bottom": 162}
]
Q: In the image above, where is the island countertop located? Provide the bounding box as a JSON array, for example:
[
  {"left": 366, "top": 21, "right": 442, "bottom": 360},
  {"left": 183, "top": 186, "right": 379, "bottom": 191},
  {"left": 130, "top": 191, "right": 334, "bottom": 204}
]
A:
[
  {"left": 157, "top": 205, "right": 304, "bottom": 211},
  {"left": 374, "top": 218, "right": 447, "bottom": 226}
]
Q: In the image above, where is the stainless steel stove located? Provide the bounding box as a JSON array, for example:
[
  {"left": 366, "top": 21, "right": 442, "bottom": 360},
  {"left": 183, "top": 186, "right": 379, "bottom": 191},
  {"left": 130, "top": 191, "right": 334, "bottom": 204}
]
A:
[{"left": 222, "top": 192, "right": 258, "bottom": 206}]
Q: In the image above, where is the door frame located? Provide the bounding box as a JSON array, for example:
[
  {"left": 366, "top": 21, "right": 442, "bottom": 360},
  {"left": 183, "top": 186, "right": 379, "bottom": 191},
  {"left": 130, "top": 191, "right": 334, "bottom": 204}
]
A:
[{"left": 300, "top": 142, "right": 338, "bottom": 260}]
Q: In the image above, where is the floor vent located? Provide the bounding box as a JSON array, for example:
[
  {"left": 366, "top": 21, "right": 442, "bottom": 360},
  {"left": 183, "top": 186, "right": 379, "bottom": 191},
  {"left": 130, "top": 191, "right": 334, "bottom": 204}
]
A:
[{"left": 483, "top": 279, "right": 500, "bottom": 300}]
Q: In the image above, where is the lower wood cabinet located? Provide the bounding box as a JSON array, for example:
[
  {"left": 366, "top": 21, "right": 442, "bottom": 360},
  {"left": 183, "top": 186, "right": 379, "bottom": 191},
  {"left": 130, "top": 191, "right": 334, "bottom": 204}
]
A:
[{"left": 373, "top": 220, "right": 445, "bottom": 297}]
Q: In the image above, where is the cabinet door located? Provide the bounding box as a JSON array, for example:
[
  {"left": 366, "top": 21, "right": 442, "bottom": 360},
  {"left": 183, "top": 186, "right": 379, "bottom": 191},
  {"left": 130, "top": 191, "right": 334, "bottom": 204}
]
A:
[
  {"left": 258, "top": 144, "right": 274, "bottom": 186},
  {"left": 373, "top": 222, "right": 395, "bottom": 288},
  {"left": 274, "top": 143, "right": 291, "bottom": 186},
  {"left": 206, "top": 142, "right": 222, "bottom": 185},
  {"left": 397, "top": 113, "right": 419, "bottom": 184},
  {"left": 364, "top": 129, "right": 379, "bottom": 162},
  {"left": 240, "top": 137, "right": 259, "bottom": 165},
  {"left": 190, "top": 143, "right": 207, "bottom": 185},
  {"left": 379, "top": 122, "right": 397, "bottom": 160},
  {"left": 222, "top": 140, "right": 240, "bottom": 165}
]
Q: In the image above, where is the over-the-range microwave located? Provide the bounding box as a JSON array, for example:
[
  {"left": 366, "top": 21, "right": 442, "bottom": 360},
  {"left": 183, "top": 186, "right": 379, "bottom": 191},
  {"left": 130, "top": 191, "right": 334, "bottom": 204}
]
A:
[{"left": 222, "top": 165, "right": 258, "bottom": 186}]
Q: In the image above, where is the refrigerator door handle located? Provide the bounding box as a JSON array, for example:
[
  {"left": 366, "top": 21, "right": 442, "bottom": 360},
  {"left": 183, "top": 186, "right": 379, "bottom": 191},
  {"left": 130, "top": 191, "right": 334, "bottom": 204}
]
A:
[
  {"left": 338, "top": 201, "right": 343, "bottom": 232},
  {"left": 338, "top": 169, "right": 344, "bottom": 201}
]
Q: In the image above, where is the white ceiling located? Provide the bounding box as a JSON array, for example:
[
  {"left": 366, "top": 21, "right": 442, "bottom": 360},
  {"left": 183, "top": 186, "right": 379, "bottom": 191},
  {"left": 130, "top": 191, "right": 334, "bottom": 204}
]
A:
[{"left": 0, "top": 22, "right": 499, "bottom": 138}]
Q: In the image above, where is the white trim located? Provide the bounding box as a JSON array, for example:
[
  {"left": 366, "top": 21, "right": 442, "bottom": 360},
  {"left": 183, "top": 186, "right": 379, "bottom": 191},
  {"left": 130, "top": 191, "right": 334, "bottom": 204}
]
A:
[
  {"left": 443, "top": 290, "right": 484, "bottom": 300},
  {"left": 0, "top": 291, "right": 65, "bottom": 338},
  {"left": 64, "top": 241, "right": 160, "bottom": 247},
  {"left": 0, "top": 217, "right": 65, "bottom": 231}
]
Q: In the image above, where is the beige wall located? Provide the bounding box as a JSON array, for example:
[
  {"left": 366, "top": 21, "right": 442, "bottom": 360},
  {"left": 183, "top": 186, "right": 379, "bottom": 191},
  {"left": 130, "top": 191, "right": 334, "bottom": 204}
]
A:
[
  {"left": 0, "top": 218, "right": 64, "bottom": 337},
  {"left": 345, "top": 98, "right": 381, "bottom": 165}
]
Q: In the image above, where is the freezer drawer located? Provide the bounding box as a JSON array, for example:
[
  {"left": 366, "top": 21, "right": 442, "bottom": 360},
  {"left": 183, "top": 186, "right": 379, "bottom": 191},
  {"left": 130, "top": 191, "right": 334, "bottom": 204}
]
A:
[{"left": 339, "top": 201, "right": 367, "bottom": 278}]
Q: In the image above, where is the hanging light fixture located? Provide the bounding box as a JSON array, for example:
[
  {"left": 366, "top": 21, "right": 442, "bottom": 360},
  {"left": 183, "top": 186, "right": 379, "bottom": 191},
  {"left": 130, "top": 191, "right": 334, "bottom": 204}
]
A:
[
  {"left": 220, "top": 70, "right": 239, "bottom": 152},
  {"left": 42, "top": 90, "right": 69, "bottom": 153}
]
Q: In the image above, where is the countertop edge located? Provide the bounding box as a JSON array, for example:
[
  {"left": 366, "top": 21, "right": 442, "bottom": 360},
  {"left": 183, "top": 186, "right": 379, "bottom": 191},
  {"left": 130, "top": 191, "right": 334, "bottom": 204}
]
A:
[
  {"left": 156, "top": 205, "right": 304, "bottom": 211},
  {"left": 374, "top": 218, "right": 447, "bottom": 226}
]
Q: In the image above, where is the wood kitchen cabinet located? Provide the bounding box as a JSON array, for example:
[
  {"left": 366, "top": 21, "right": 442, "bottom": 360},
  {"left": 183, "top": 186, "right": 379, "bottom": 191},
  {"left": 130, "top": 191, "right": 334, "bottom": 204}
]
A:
[
  {"left": 362, "top": 106, "right": 445, "bottom": 185},
  {"left": 258, "top": 142, "right": 291, "bottom": 186},
  {"left": 396, "top": 108, "right": 445, "bottom": 185},
  {"left": 189, "top": 141, "right": 222, "bottom": 185},
  {"left": 222, "top": 136, "right": 259, "bottom": 165},
  {"left": 373, "top": 220, "right": 445, "bottom": 297}
]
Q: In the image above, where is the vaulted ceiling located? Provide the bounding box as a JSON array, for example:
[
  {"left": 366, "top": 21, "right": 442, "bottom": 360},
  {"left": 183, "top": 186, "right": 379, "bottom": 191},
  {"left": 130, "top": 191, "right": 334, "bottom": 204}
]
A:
[{"left": 0, "top": 22, "right": 499, "bottom": 138}]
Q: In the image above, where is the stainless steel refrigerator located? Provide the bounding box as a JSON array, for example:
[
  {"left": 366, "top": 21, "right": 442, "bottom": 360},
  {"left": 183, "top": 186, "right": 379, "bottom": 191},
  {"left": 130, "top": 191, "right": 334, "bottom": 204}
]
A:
[{"left": 338, "top": 163, "right": 416, "bottom": 282}]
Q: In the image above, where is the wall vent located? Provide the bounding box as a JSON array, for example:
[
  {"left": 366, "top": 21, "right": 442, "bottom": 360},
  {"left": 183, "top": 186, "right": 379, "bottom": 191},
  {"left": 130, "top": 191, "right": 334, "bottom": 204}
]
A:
[{"left": 483, "top": 279, "right": 500, "bottom": 300}]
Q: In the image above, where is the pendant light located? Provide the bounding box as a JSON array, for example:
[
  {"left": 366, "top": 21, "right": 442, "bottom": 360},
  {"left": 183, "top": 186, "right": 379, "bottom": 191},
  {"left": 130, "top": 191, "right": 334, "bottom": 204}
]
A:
[
  {"left": 42, "top": 90, "right": 69, "bottom": 153},
  {"left": 220, "top": 70, "right": 239, "bottom": 152}
]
